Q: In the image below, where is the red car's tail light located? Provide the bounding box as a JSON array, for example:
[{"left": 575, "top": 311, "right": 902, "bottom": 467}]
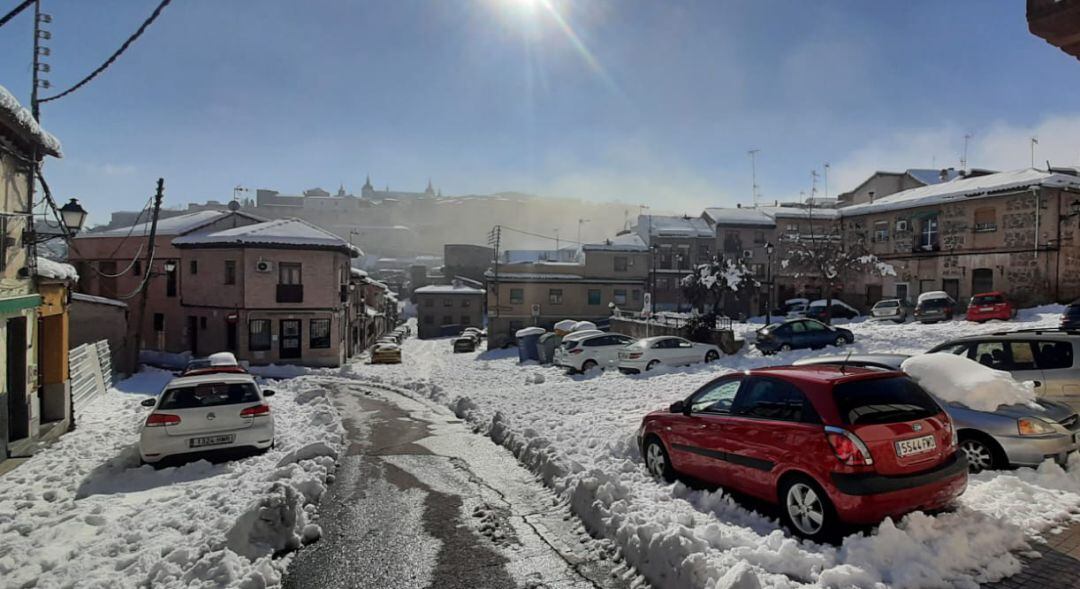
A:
[
  {"left": 240, "top": 404, "right": 271, "bottom": 417},
  {"left": 240, "top": 402, "right": 270, "bottom": 415},
  {"left": 824, "top": 426, "right": 874, "bottom": 466},
  {"left": 145, "top": 413, "right": 181, "bottom": 427}
]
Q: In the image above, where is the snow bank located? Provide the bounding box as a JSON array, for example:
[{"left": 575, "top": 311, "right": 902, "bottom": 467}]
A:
[
  {"left": 0, "top": 373, "right": 345, "bottom": 588},
  {"left": 35, "top": 256, "right": 79, "bottom": 280},
  {"left": 342, "top": 305, "right": 1080, "bottom": 588},
  {"left": 902, "top": 353, "right": 1038, "bottom": 412}
]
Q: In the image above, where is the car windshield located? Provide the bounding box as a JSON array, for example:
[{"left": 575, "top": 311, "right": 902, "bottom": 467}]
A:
[
  {"left": 157, "top": 382, "right": 260, "bottom": 410},
  {"left": 832, "top": 377, "right": 941, "bottom": 425},
  {"left": 971, "top": 295, "right": 1003, "bottom": 305}
]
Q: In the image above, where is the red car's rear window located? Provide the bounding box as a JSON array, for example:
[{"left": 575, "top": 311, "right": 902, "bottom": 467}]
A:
[{"left": 832, "top": 377, "right": 941, "bottom": 425}]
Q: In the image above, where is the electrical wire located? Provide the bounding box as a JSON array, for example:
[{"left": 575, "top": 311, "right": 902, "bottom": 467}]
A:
[
  {"left": 39, "top": 0, "right": 173, "bottom": 104},
  {"left": 500, "top": 225, "right": 585, "bottom": 246},
  {"left": 0, "top": 0, "right": 34, "bottom": 29}
]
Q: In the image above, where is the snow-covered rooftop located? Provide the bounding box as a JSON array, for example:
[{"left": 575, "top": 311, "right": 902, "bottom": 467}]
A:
[
  {"left": 35, "top": 257, "right": 78, "bottom": 281},
  {"left": 841, "top": 168, "right": 1080, "bottom": 216},
  {"left": 84, "top": 210, "right": 264, "bottom": 238},
  {"left": 637, "top": 215, "right": 713, "bottom": 238},
  {"left": 172, "top": 218, "right": 361, "bottom": 256},
  {"left": 582, "top": 233, "right": 648, "bottom": 252},
  {"left": 906, "top": 168, "right": 963, "bottom": 186},
  {"left": 413, "top": 284, "right": 484, "bottom": 295},
  {"left": 702, "top": 207, "right": 776, "bottom": 227},
  {"left": 0, "top": 84, "right": 61, "bottom": 157}
]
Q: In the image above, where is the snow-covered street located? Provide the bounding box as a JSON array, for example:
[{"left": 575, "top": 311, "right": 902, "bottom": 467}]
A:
[
  {"left": 0, "top": 369, "right": 345, "bottom": 588},
  {"left": 339, "top": 309, "right": 1080, "bottom": 589}
]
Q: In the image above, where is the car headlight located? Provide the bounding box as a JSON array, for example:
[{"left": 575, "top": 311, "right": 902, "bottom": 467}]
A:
[{"left": 1017, "top": 417, "right": 1057, "bottom": 436}]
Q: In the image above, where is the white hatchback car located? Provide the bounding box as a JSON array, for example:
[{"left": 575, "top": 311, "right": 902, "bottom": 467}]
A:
[
  {"left": 616, "top": 336, "right": 721, "bottom": 373},
  {"left": 554, "top": 331, "right": 636, "bottom": 372},
  {"left": 138, "top": 372, "right": 275, "bottom": 464}
]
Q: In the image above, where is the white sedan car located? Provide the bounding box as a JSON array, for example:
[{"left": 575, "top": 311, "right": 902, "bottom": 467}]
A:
[
  {"left": 616, "top": 336, "right": 721, "bottom": 373},
  {"left": 554, "top": 331, "right": 636, "bottom": 372},
  {"left": 138, "top": 372, "right": 275, "bottom": 464}
]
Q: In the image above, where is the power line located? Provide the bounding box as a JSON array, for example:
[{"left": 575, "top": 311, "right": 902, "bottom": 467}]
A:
[
  {"left": 500, "top": 225, "right": 585, "bottom": 246},
  {"left": 0, "top": 0, "right": 34, "bottom": 29},
  {"left": 39, "top": 0, "right": 173, "bottom": 104}
]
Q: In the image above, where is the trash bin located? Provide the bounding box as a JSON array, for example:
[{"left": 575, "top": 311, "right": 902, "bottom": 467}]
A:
[
  {"left": 515, "top": 327, "right": 545, "bottom": 362},
  {"left": 571, "top": 320, "right": 597, "bottom": 332},
  {"left": 554, "top": 319, "right": 577, "bottom": 336},
  {"left": 537, "top": 332, "right": 564, "bottom": 364}
]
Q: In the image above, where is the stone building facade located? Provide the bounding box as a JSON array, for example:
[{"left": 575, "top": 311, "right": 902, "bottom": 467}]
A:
[{"left": 633, "top": 215, "right": 713, "bottom": 312}]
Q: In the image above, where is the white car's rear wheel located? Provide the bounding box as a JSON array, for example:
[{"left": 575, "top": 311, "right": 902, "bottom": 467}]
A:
[{"left": 646, "top": 360, "right": 661, "bottom": 371}]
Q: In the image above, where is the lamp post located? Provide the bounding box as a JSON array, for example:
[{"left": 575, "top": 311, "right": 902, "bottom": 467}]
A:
[
  {"left": 675, "top": 253, "right": 685, "bottom": 312},
  {"left": 765, "top": 241, "right": 775, "bottom": 325},
  {"left": 649, "top": 244, "right": 659, "bottom": 308}
]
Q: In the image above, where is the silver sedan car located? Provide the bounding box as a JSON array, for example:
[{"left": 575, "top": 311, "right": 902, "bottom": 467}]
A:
[{"left": 792, "top": 354, "right": 1080, "bottom": 472}]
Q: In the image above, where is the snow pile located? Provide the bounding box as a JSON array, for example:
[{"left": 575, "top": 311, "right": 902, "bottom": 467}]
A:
[
  {"left": 0, "top": 371, "right": 345, "bottom": 588},
  {"left": 902, "top": 353, "right": 1038, "bottom": 411},
  {"left": 344, "top": 305, "right": 1080, "bottom": 588},
  {"left": 35, "top": 257, "right": 79, "bottom": 280}
]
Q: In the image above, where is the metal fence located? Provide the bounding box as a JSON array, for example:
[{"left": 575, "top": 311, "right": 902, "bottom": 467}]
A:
[{"left": 70, "top": 340, "right": 112, "bottom": 413}]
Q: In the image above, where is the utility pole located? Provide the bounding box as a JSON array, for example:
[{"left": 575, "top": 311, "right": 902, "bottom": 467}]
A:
[
  {"left": 748, "top": 149, "right": 760, "bottom": 207},
  {"left": 554, "top": 228, "right": 560, "bottom": 252},
  {"left": 961, "top": 133, "right": 973, "bottom": 171},
  {"left": 810, "top": 170, "right": 819, "bottom": 200},
  {"left": 1031, "top": 137, "right": 1039, "bottom": 169},
  {"left": 487, "top": 225, "right": 501, "bottom": 340},
  {"left": 577, "top": 218, "right": 589, "bottom": 245},
  {"left": 823, "top": 163, "right": 830, "bottom": 200},
  {"left": 30, "top": 0, "right": 51, "bottom": 121},
  {"left": 131, "top": 179, "right": 165, "bottom": 371}
]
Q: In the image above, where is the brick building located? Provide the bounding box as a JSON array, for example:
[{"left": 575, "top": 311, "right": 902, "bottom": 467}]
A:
[
  {"left": 413, "top": 283, "right": 485, "bottom": 339},
  {"left": 633, "top": 215, "right": 713, "bottom": 312}
]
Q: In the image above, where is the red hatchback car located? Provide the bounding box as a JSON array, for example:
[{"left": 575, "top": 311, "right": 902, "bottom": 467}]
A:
[
  {"left": 965, "top": 291, "right": 1016, "bottom": 322},
  {"left": 637, "top": 365, "right": 968, "bottom": 540}
]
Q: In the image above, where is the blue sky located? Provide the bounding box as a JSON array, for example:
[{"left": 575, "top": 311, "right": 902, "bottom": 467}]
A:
[{"left": 3, "top": 0, "right": 1080, "bottom": 222}]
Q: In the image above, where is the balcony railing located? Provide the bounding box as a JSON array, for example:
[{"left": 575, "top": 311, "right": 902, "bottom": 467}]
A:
[{"left": 276, "top": 284, "right": 304, "bottom": 303}]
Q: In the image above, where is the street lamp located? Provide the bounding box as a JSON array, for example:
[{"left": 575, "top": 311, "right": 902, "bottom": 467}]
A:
[
  {"left": 163, "top": 260, "right": 177, "bottom": 273},
  {"left": 765, "top": 241, "right": 775, "bottom": 325},
  {"left": 59, "top": 198, "right": 88, "bottom": 234}
]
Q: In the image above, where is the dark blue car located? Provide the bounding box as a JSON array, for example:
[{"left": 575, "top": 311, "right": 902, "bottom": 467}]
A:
[{"left": 754, "top": 318, "right": 854, "bottom": 354}]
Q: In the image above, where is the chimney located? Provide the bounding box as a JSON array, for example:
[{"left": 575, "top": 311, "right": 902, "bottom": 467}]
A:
[
  {"left": 737, "top": 203, "right": 741, "bottom": 208},
  {"left": 868, "top": 190, "right": 875, "bottom": 202}
]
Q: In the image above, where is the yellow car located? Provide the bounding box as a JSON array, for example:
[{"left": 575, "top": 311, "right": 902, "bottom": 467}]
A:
[{"left": 371, "top": 343, "right": 402, "bottom": 364}]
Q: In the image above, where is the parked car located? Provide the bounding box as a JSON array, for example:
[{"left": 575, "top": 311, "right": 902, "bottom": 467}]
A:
[
  {"left": 371, "top": 342, "right": 402, "bottom": 364},
  {"left": 1062, "top": 300, "right": 1080, "bottom": 330},
  {"left": 913, "top": 291, "right": 956, "bottom": 324},
  {"left": 180, "top": 352, "right": 247, "bottom": 377},
  {"left": 869, "top": 298, "right": 913, "bottom": 323},
  {"left": 554, "top": 331, "right": 636, "bottom": 372},
  {"left": 637, "top": 365, "right": 967, "bottom": 539},
  {"left": 965, "top": 291, "right": 1016, "bottom": 323},
  {"left": 792, "top": 354, "right": 1080, "bottom": 472},
  {"left": 138, "top": 372, "right": 275, "bottom": 464},
  {"left": 927, "top": 330, "right": 1080, "bottom": 406},
  {"left": 778, "top": 297, "right": 809, "bottom": 317},
  {"left": 452, "top": 336, "right": 477, "bottom": 353},
  {"left": 617, "top": 336, "right": 721, "bottom": 373},
  {"left": 754, "top": 318, "right": 854, "bottom": 354},
  {"left": 804, "top": 299, "right": 860, "bottom": 322}
]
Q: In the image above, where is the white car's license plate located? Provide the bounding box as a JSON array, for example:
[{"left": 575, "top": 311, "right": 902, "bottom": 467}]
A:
[
  {"left": 189, "top": 434, "right": 235, "bottom": 448},
  {"left": 895, "top": 434, "right": 936, "bottom": 457}
]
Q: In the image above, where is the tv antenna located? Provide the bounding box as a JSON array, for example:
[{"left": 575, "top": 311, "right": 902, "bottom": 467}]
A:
[{"left": 748, "top": 149, "right": 761, "bottom": 206}]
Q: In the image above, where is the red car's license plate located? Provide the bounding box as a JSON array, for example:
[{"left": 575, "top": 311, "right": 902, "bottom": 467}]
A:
[
  {"left": 189, "top": 434, "right": 235, "bottom": 448},
  {"left": 895, "top": 434, "right": 936, "bottom": 457}
]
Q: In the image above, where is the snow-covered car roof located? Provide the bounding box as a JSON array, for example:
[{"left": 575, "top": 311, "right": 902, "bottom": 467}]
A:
[
  {"left": 208, "top": 352, "right": 239, "bottom": 366},
  {"left": 562, "top": 329, "right": 606, "bottom": 342},
  {"left": 917, "top": 291, "right": 953, "bottom": 303},
  {"left": 374, "top": 343, "right": 400, "bottom": 350},
  {"left": 166, "top": 372, "right": 257, "bottom": 388},
  {"left": 808, "top": 299, "right": 856, "bottom": 309}
]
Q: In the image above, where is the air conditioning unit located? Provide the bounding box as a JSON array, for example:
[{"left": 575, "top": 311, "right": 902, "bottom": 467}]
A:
[
  {"left": 742, "top": 249, "right": 754, "bottom": 259},
  {"left": 895, "top": 220, "right": 909, "bottom": 232},
  {"left": 255, "top": 259, "right": 273, "bottom": 273}
]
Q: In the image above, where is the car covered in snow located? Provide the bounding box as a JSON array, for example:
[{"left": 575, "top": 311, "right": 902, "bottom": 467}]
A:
[
  {"left": 138, "top": 372, "right": 275, "bottom": 464},
  {"left": 803, "top": 299, "right": 860, "bottom": 322},
  {"left": 869, "top": 298, "right": 913, "bottom": 323},
  {"left": 779, "top": 297, "right": 809, "bottom": 318},
  {"left": 553, "top": 331, "right": 636, "bottom": 373},
  {"left": 913, "top": 291, "right": 956, "bottom": 324},
  {"left": 452, "top": 335, "right": 477, "bottom": 353},
  {"left": 180, "top": 351, "right": 247, "bottom": 377},
  {"left": 616, "top": 336, "right": 720, "bottom": 373},
  {"left": 965, "top": 291, "right": 1016, "bottom": 323},
  {"left": 637, "top": 364, "right": 967, "bottom": 540},
  {"left": 371, "top": 342, "right": 402, "bottom": 364},
  {"left": 792, "top": 354, "right": 1080, "bottom": 472},
  {"left": 754, "top": 318, "right": 854, "bottom": 354}
]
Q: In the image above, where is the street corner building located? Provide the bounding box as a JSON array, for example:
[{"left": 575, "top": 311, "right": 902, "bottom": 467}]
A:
[
  {"left": 69, "top": 211, "right": 395, "bottom": 368},
  {"left": 413, "top": 281, "right": 485, "bottom": 339},
  {"left": 0, "top": 84, "right": 76, "bottom": 462}
]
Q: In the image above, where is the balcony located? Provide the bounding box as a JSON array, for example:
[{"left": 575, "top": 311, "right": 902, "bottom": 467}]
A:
[{"left": 276, "top": 284, "right": 304, "bottom": 303}]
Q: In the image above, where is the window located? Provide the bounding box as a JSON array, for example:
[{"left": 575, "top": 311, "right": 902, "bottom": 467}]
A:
[
  {"left": 697, "top": 243, "right": 710, "bottom": 259},
  {"left": 614, "top": 256, "right": 628, "bottom": 272},
  {"left": 785, "top": 224, "right": 799, "bottom": 239},
  {"left": 310, "top": 319, "right": 331, "bottom": 348},
  {"left": 1009, "top": 341, "right": 1037, "bottom": 370},
  {"left": 754, "top": 230, "right": 766, "bottom": 245},
  {"left": 895, "top": 283, "right": 909, "bottom": 302},
  {"left": 690, "top": 378, "right": 742, "bottom": 413},
  {"left": 723, "top": 233, "right": 742, "bottom": 254},
  {"left": 166, "top": 263, "right": 177, "bottom": 297},
  {"left": 461, "top": 298, "right": 471, "bottom": 308},
  {"left": 190, "top": 260, "right": 198, "bottom": 275},
  {"left": 423, "top": 315, "right": 434, "bottom": 325},
  {"left": 873, "top": 220, "right": 889, "bottom": 242},
  {"left": 973, "top": 341, "right": 1008, "bottom": 370},
  {"left": 425, "top": 298, "right": 434, "bottom": 307},
  {"left": 153, "top": 313, "right": 165, "bottom": 331},
  {"left": 249, "top": 319, "right": 271, "bottom": 351},
  {"left": 224, "top": 260, "right": 236, "bottom": 285},
  {"left": 588, "top": 289, "right": 601, "bottom": 305},
  {"left": 752, "top": 263, "right": 766, "bottom": 277},
  {"left": 549, "top": 289, "right": 563, "bottom": 304},
  {"left": 657, "top": 277, "right": 669, "bottom": 290},
  {"left": 974, "top": 207, "right": 997, "bottom": 233},
  {"left": 279, "top": 262, "right": 302, "bottom": 285},
  {"left": 1035, "top": 340, "right": 1074, "bottom": 370},
  {"left": 158, "top": 382, "right": 260, "bottom": 410},
  {"left": 832, "top": 377, "right": 940, "bottom": 425},
  {"left": 632, "top": 289, "right": 642, "bottom": 302},
  {"left": 133, "top": 259, "right": 142, "bottom": 276},
  {"left": 803, "top": 320, "right": 827, "bottom": 331},
  {"left": 660, "top": 250, "right": 673, "bottom": 269},
  {"left": 732, "top": 377, "right": 816, "bottom": 422},
  {"left": 199, "top": 316, "right": 207, "bottom": 329},
  {"left": 460, "top": 315, "right": 471, "bottom": 325},
  {"left": 443, "top": 298, "right": 453, "bottom": 307},
  {"left": 510, "top": 288, "right": 524, "bottom": 304},
  {"left": 442, "top": 315, "right": 453, "bottom": 325},
  {"left": 919, "top": 216, "right": 939, "bottom": 250},
  {"left": 613, "top": 289, "right": 627, "bottom": 305}
]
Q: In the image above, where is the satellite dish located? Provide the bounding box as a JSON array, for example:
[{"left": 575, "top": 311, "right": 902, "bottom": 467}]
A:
[{"left": 228, "top": 200, "right": 240, "bottom": 211}]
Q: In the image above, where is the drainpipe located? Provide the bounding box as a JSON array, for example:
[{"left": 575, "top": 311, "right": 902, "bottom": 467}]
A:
[{"left": 1033, "top": 186, "right": 1041, "bottom": 252}]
